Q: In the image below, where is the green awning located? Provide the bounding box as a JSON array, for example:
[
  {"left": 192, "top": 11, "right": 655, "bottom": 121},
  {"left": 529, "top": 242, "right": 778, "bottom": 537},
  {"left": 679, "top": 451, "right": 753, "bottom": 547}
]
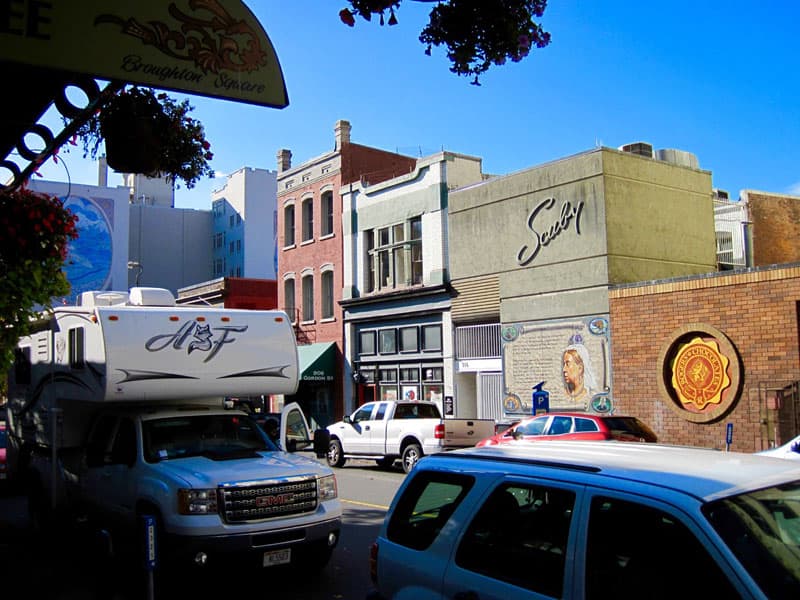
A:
[{"left": 297, "top": 342, "right": 336, "bottom": 383}]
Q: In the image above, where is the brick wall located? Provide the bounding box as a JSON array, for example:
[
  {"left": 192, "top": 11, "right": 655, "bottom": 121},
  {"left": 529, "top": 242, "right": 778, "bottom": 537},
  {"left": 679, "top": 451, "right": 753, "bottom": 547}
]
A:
[{"left": 609, "top": 265, "right": 800, "bottom": 452}]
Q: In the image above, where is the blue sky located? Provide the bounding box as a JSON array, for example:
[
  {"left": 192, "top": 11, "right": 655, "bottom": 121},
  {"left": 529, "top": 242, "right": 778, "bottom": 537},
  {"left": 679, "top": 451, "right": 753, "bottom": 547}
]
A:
[{"left": 32, "top": 1, "right": 800, "bottom": 210}]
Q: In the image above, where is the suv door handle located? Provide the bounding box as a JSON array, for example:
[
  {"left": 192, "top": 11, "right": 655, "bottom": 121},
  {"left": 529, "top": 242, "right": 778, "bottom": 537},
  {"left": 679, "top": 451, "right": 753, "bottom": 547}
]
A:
[{"left": 364, "top": 425, "right": 371, "bottom": 431}]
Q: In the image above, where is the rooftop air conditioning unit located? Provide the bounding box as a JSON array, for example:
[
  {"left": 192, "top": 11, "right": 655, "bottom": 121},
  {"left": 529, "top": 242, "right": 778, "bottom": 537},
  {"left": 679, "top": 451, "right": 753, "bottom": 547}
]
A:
[
  {"left": 713, "top": 188, "right": 730, "bottom": 201},
  {"left": 619, "top": 142, "right": 654, "bottom": 158},
  {"left": 656, "top": 148, "right": 699, "bottom": 169}
]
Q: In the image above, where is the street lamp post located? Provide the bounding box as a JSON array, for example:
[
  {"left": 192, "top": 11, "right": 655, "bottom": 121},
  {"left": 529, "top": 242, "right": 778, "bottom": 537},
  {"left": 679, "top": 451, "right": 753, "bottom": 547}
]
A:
[{"left": 127, "top": 260, "right": 143, "bottom": 286}]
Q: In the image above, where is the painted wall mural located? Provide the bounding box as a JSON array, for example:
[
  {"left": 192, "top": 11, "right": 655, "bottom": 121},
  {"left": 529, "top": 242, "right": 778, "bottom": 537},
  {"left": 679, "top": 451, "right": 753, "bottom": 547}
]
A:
[
  {"left": 501, "top": 316, "right": 612, "bottom": 420},
  {"left": 62, "top": 195, "right": 114, "bottom": 300}
]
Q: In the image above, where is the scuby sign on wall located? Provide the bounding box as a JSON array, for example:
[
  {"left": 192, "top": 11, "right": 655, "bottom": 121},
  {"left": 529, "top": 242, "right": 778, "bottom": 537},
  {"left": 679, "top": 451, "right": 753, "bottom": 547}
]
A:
[
  {"left": 658, "top": 324, "right": 741, "bottom": 423},
  {"left": 516, "top": 196, "right": 585, "bottom": 266},
  {"left": 0, "top": 0, "right": 288, "bottom": 108}
]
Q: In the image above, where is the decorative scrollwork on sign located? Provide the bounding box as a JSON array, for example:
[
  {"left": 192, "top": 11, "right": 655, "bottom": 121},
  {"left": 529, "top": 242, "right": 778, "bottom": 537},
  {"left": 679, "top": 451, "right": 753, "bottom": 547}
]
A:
[{"left": 95, "top": 1, "right": 268, "bottom": 75}]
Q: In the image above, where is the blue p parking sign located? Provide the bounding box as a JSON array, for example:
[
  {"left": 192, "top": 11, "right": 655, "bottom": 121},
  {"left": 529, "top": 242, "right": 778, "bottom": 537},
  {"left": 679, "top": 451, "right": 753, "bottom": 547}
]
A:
[{"left": 142, "top": 515, "right": 157, "bottom": 571}]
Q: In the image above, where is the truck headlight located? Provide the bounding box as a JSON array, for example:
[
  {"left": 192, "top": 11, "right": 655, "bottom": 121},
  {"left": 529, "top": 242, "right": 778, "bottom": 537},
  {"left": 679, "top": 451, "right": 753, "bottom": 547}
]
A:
[
  {"left": 178, "top": 488, "right": 219, "bottom": 515},
  {"left": 318, "top": 474, "right": 338, "bottom": 502}
]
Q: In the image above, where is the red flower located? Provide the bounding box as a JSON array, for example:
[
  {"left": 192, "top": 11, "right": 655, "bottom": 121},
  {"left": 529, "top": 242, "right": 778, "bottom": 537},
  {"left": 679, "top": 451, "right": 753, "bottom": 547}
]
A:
[{"left": 339, "top": 8, "right": 355, "bottom": 26}]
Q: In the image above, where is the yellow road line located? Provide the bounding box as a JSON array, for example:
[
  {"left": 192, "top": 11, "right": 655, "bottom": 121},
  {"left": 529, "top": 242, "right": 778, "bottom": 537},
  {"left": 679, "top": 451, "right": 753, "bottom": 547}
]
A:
[{"left": 341, "top": 498, "right": 389, "bottom": 510}]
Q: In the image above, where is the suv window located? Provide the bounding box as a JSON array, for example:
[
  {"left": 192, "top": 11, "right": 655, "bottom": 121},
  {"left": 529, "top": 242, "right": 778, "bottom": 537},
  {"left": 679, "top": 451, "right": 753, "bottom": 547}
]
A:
[
  {"left": 575, "top": 417, "right": 599, "bottom": 432},
  {"left": 456, "top": 483, "right": 576, "bottom": 597},
  {"left": 387, "top": 471, "right": 474, "bottom": 550},
  {"left": 586, "top": 496, "right": 741, "bottom": 599},
  {"left": 547, "top": 416, "right": 573, "bottom": 435}
]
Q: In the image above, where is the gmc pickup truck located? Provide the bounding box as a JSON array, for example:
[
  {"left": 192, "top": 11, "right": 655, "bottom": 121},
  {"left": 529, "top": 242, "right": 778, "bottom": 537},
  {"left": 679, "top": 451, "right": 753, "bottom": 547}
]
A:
[{"left": 326, "top": 401, "right": 495, "bottom": 473}]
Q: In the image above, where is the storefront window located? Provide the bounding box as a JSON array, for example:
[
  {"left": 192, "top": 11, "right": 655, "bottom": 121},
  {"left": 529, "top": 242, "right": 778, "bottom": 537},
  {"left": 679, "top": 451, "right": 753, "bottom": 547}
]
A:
[
  {"left": 423, "top": 367, "right": 443, "bottom": 382},
  {"left": 379, "top": 368, "right": 398, "bottom": 383},
  {"left": 381, "top": 386, "right": 398, "bottom": 401},
  {"left": 424, "top": 384, "right": 443, "bottom": 403},
  {"left": 400, "top": 367, "right": 420, "bottom": 382}
]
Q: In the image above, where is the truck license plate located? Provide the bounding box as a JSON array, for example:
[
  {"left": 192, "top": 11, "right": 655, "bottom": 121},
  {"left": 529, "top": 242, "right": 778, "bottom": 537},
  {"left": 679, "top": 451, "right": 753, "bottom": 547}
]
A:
[{"left": 263, "top": 548, "right": 291, "bottom": 567}]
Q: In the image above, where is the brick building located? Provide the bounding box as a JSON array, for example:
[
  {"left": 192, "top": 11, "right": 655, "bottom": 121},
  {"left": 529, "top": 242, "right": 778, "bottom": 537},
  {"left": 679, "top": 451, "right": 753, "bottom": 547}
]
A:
[
  {"left": 610, "top": 263, "right": 800, "bottom": 452},
  {"left": 276, "top": 120, "right": 416, "bottom": 426}
]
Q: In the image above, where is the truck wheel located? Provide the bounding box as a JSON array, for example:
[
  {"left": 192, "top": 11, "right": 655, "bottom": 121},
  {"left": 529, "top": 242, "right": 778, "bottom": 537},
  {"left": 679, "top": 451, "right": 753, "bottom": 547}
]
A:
[
  {"left": 401, "top": 444, "right": 422, "bottom": 473},
  {"left": 327, "top": 439, "right": 346, "bottom": 468}
]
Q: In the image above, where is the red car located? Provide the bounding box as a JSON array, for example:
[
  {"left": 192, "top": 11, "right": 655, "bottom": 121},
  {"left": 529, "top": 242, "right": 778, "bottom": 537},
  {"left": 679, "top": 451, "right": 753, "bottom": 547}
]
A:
[{"left": 476, "top": 412, "right": 657, "bottom": 447}]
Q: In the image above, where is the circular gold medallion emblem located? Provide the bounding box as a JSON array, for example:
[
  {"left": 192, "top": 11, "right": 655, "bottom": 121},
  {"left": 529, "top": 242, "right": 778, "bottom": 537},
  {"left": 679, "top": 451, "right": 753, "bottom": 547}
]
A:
[{"left": 671, "top": 337, "right": 731, "bottom": 410}]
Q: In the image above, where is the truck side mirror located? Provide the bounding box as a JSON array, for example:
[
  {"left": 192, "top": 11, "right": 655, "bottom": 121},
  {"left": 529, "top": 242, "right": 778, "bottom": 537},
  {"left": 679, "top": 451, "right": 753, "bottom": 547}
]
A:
[
  {"left": 313, "top": 429, "right": 330, "bottom": 458},
  {"left": 343, "top": 415, "right": 352, "bottom": 425}
]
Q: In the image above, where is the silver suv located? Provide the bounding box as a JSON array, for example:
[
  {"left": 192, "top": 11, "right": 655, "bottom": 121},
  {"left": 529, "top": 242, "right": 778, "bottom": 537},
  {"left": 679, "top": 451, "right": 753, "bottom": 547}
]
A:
[{"left": 369, "top": 441, "right": 800, "bottom": 599}]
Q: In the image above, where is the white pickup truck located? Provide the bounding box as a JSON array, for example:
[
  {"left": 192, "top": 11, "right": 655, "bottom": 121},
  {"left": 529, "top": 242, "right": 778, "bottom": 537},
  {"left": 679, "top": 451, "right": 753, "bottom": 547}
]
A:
[{"left": 326, "top": 401, "right": 495, "bottom": 473}]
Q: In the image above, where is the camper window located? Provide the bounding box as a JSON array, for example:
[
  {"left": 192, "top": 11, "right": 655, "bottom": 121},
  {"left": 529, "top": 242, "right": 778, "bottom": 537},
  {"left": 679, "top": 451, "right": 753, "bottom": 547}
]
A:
[{"left": 68, "top": 327, "right": 85, "bottom": 370}]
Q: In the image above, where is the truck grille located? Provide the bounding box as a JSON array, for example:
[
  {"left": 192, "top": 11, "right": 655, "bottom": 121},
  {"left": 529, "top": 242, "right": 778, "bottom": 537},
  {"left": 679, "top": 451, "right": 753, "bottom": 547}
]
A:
[{"left": 219, "top": 475, "right": 318, "bottom": 523}]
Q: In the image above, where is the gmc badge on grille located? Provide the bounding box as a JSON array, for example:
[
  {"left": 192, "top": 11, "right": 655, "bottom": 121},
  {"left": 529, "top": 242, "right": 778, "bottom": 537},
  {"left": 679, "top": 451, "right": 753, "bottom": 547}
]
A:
[{"left": 256, "top": 493, "right": 294, "bottom": 507}]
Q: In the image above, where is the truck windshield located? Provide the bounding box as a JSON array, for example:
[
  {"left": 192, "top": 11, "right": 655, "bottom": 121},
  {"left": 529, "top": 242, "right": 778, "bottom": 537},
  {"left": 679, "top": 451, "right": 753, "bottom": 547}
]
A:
[
  {"left": 142, "top": 414, "right": 274, "bottom": 463},
  {"left": 703, "top": 480, "right": 800, "bottom": 599}
]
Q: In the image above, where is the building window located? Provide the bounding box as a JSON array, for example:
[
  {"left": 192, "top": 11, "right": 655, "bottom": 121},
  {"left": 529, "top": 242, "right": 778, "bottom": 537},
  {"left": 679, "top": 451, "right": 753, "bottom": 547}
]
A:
[
  {"left": 359, "top": 331, "right": 376, "bottom": 355},
  {"left": 423, "top": 367, "right": 443, "bottom": 382},
  {"left": 400, "top": 367, "right": 419, "bottom": 382},
  {"left": 284, "top": 204, "right": 295, "bottom": 247},
  {"left": 229, "top": 215, "right": 235, "bottom": 227},
  {"left": 284, "top": 279, "right": 295, "bottom": 321},
  {"left": 379, "top": 329, "right": 397, "bottom": 354},
  {"left": 302, "top": 197, "right": 313, "bottom": 242},
  {"left": 302, "top": 274, "right": 314, "bottom": 321},
  {"left": 321, "top": 190, "right": 334, "bottom": 236},
  {"left": 321, "top": 270, "right": 334, "bottom": 319},
  {"left": 365, "top": 216, "right": 423, "bottom": 293},
  {"left": 236, "top": 239, "right": 242, "bottom": 253},
  {"left": 422, "top": 324, "right": 442, "bottom": 351},
  {"left": 229, "top": 241, "right": 234, "bottom": 254},
  {"left": 400, "top": 327, "right": 419, "bottom": 353}
]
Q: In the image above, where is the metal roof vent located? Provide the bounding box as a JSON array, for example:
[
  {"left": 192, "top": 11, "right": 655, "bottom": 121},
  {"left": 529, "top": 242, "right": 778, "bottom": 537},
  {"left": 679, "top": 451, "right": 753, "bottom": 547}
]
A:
[{"left": 619, "top": 142, "right": 654, "bottom": 158}]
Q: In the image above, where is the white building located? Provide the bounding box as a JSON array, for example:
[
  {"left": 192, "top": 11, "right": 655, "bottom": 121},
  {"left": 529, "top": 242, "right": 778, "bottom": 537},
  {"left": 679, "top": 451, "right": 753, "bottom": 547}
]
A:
[
  {"left": 211, "top": 167, "right": 278, "bottom": 279},
  {"left": 340, "top": 151, "right": 484, "bottom": 417}
]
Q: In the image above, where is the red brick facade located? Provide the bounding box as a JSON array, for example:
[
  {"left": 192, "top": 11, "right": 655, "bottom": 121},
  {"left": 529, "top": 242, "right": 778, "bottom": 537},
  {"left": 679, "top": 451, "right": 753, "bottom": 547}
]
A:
[{"left": 609, "top": 264, "right": 800, "bottom": 452}]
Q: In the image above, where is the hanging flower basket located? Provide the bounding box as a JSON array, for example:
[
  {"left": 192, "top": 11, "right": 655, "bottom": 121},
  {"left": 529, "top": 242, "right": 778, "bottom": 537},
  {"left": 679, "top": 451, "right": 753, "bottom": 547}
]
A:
[
  {"left": 70, "top": 86, "right": 214, "bottom": 189},
  {"left": 100, "top": 89, "right": 166, "bottom": 174}
]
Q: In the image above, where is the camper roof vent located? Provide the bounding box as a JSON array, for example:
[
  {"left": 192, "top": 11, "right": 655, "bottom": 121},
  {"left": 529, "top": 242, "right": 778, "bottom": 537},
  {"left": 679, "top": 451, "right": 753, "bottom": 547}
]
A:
[
  {"left": 79, "top": 291, "right": 129, "bottom": 307},
  {"left": 619, "top": 141, "right": 654, "bottom": 158},
  {"left": 129, "top": 287, "right": 176, "bottom": 306}
]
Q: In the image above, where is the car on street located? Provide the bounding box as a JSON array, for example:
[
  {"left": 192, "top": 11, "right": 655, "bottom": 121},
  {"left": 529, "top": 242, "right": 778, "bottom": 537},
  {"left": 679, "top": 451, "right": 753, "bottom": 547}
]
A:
[
  {"left": 475, "top": 411, "right": 657, "bottom": 447},
  {"left": 368, "top": 441, "right": 800, "bottom": 599},
  {"left": 759, "top": 434, "right": 800, "bottom": 461}
]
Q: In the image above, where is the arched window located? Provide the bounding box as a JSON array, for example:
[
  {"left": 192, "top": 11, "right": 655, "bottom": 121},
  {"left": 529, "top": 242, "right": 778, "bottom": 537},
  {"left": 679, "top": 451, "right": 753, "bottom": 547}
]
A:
[
  {"left": 283, "top": 203, "right": 295, "bottom": 247},
  {"left": 302, "top": 273, "right": 314, "bottom": 322}
]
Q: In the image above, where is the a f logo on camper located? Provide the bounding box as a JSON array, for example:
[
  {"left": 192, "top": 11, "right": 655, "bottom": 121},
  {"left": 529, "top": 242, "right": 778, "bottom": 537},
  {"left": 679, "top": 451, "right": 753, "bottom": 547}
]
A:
[{"left": 145, "top": 321, "right": 248, "bottom": 362}]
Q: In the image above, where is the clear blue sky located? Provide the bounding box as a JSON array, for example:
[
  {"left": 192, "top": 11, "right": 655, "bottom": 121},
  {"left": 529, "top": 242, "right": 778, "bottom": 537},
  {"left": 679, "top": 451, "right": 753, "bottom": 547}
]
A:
[{"left": 33, "top": 1, "right": 800, "bottom": 210}]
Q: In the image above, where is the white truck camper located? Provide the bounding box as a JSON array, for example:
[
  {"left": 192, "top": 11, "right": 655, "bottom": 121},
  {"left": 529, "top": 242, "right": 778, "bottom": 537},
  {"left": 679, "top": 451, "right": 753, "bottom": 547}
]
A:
[{"left": 5, "top": 287, "right": 341, "bottom": 572}]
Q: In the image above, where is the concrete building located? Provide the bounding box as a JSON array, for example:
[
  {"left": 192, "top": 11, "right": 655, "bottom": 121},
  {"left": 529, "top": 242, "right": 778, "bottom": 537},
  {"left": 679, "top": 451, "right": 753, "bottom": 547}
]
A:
[
  {"left": 448, "top": 143, "right": 716, "bottom": 424},
  {"left": 341, "top": 151, "right": 485, "bottom": 419},
  {"left": 31, "top": 161, "right": 213, "bottom": 299},
  {"left": 276, "top": 119, "right": 417, "bottom": 426},
  {"left": 211, "top": 167, "right": 278, "bottom": 280}
]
